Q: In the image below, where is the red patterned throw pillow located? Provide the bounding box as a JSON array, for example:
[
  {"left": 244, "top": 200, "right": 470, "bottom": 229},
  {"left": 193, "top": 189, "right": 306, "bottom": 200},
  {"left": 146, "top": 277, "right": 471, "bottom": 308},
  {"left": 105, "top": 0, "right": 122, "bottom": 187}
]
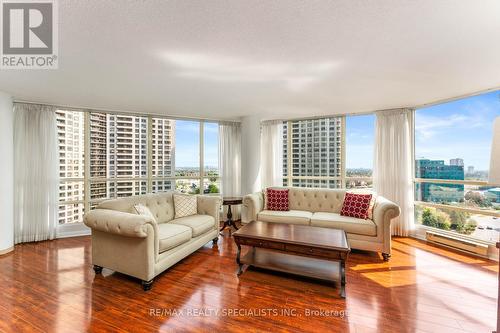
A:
[
  {"left": 266, "top": 188, "right": 290, "bottom": 211},
  {"left": 340, "top": 192, "right": 373, "bottom": 220}
]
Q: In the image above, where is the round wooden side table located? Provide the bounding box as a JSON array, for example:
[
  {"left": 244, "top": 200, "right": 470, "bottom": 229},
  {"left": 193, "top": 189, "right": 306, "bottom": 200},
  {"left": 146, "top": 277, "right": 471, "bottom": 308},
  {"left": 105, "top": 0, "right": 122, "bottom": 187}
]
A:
[{"left": 220, "top": 197, "right": 243, "bottom": 236}]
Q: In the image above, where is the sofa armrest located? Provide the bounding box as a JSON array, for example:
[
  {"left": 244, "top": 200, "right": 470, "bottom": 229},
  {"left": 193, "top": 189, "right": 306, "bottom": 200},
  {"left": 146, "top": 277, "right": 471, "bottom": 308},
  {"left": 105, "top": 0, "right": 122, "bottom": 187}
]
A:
[
  {"left": 197, "top": 195, "right": 222, "bottom": 229},
  {"left": 242, "top": 192, "right": 264, "bottom": 223},
  {"left": 373, "top": 196, "right": 400, "bottom": 227},
  {"left": 84, "top": 209, "right": 158, "bottom": 238},
  {"left": 372, "top": 196, "right": 400, "bottom": 254}
]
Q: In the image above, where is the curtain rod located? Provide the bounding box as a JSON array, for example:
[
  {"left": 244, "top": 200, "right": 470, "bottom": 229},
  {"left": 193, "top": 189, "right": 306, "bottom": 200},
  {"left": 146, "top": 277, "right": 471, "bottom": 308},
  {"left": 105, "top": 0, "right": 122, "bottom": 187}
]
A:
[{"left": 13, "top": 99, "right": 241, "bottom": 123}]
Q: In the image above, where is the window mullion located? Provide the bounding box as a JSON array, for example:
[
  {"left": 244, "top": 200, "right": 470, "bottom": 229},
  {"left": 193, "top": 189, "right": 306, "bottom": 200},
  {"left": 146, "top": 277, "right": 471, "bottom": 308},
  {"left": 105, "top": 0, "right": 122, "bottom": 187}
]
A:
[
  {"left": 84, "top": 111, "right": 91, "bottom": 213},
  {"left": 287, "top": 120, "right": 292, "bottom": 186},
  {"left": 147, "top": 115, "right": 153, "bottom": 193},
  {"left": 199, "top": 121, "right": 204, "bottom": 194},
  {"left": 341, "top": 116, "right": 346, "bottom": 189}
]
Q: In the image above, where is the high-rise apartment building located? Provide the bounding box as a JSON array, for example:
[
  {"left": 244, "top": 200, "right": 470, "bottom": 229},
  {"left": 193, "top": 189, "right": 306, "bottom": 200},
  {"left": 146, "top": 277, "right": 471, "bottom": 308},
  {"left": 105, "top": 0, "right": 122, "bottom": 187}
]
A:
[
  {"left": 152, "top": 118, "right": 175, "bottom": 192},
  {"left": 57, "top": 110, "right": 85, "bottom": 224},
  {"left": 107, "top": 115, "right": 148, "bottom": 197},
  {"left": 58, "top": 111, "right": 175, "bottom": 224},
  {"left": 415, "top": 159, "right": 464, "bottom": 202},
  {"left": 283, "top": 117, "right": 343, "bottom": 188},
  {"left": 89, "top": 113, "right": 108, "bottom": 201}
]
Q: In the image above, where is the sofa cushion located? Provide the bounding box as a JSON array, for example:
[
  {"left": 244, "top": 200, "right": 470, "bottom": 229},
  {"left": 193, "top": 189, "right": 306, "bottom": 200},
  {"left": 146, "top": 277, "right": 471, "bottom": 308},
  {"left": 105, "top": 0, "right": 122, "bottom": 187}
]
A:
[
  {"left": 310, "top": 212, "right": 377, "bottom": 236},
  {"left": 158, "top": 223, "right": 192, "bottom": 253},
  {"left": 171, "top": 214, "right": 214, "bottom": 237},
  {"left": 257, "top": 210, "right": 312, "bottom": 225}
]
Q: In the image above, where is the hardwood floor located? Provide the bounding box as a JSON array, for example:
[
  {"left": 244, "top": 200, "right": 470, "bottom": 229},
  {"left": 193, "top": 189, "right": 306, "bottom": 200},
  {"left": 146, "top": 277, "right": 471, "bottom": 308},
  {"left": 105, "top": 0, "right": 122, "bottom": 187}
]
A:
[{"left": 0, "top": 232, "right": 497, "bottom": 333}]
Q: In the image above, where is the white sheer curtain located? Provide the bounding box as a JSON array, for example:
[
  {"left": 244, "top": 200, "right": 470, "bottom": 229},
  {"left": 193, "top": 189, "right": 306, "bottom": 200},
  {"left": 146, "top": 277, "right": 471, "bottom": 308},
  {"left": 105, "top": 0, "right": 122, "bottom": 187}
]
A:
[
  {"left": 260, "top": 120, "right": 283, "bottom": 188},
  {"left": 373, "top": 108, "right": 415, "bottom": 236},
  {"left": 14, "top": 103, "right": 59, "bottom": 243},
  {"left": 219, "top": 122, "right": 241, "bottom": 197}
]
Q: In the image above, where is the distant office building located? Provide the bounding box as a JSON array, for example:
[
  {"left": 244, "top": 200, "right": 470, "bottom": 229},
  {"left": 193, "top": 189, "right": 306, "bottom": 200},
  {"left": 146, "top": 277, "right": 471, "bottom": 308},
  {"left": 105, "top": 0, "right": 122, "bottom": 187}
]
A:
[
  {"left": 283, "top": 118, "right": 343, "bottom": 188},
  {"left": 450, "top": 158, "right": 464, "bottom": 166},
  {"left": 486, "top": 188, "right": 500, "bottom": 203},
  {"left": 467, "top": 166, "right": 475, "bottom": 174},
  {"left": 415, "top": 159, "right": 464, "bottom": 202}
]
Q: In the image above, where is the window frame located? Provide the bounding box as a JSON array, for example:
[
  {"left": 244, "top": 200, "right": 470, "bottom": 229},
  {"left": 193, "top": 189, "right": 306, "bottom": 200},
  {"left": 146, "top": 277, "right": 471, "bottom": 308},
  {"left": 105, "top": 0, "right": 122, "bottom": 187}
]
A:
[
  {"left": 283, "top": 116, "right": 374, "bottom": 189},
  {"left": 57, "top": 110, "right": 220, "bottom": 232},
  {"left": 412, "top": 107, "right": 500, "bottom": 244}
]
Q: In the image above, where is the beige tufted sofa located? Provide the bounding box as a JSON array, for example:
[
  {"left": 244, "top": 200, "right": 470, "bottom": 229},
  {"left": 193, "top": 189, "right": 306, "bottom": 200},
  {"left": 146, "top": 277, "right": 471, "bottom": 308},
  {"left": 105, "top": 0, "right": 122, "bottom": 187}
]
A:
[
  {"left": 83, "top": 192, "right": 221, "bottom": 290},
  {"left": 241, "top": 187, "right": 400, "bottom": 260}
]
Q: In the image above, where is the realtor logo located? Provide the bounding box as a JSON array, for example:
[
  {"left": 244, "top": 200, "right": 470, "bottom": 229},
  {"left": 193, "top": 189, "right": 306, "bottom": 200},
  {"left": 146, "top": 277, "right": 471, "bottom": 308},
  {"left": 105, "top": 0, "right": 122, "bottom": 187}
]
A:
[{"left": 1, "top": 0, "right": 58, "bottom": 69}]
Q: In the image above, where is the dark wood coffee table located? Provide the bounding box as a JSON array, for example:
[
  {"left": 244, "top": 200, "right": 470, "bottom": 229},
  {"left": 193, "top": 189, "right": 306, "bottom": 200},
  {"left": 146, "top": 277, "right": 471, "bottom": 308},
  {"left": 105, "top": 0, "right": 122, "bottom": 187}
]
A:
[{"left": 233, "top": 221, "right": 350, "bottom": 298}]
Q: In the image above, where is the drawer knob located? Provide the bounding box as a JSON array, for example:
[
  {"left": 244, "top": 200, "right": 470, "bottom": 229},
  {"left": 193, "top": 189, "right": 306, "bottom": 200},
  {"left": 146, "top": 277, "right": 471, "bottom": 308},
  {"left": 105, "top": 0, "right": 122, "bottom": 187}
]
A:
[
  {"left": 309, "top": 249, "right": 313, "bottom": 253},
  {"left": 259, "top": 242, "right": 263, "bottom": 246}
]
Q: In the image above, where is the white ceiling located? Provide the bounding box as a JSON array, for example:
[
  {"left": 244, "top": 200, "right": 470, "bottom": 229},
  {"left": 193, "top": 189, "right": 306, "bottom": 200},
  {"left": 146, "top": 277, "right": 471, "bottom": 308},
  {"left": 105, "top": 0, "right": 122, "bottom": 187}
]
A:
[{"left": 1, "top": 0, "right": 500, "bottom": 120}]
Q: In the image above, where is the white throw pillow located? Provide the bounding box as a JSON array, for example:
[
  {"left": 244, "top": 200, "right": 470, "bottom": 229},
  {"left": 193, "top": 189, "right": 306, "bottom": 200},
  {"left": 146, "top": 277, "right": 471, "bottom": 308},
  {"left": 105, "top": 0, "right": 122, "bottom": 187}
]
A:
[
  {"left": 174, "top": 194, "right": 198, "bottom": 218},
  {"left": 133, "top": 204, "right": 157, "bottom": 223}
]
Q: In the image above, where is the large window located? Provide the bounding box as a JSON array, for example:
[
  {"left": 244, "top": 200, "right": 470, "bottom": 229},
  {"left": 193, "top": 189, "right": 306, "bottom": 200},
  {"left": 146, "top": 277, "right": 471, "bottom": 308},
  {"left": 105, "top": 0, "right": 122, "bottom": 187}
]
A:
[
  {"left": 283, "top": 117, "right": 344, "bottom": 188},
  {"left": 282, "top": 115, "right": 374, "bottom": 189},
  {"left": 345, "top": 114, "right": 375, "bottom": 189},
  {"left": 203, "top": 122, "right": 220, "bottom": 194},
  {"left": 57, "top": 110, "right": 85, "bottom": 225},
  {"left": 414, "top": 91, "right": 500, "bottom": 243},
  {"left": 89, "top": 113, "right": 149, "bottom": 204},
  {"left": 57, "top": 110, "right": 219, "bottom": 225}
]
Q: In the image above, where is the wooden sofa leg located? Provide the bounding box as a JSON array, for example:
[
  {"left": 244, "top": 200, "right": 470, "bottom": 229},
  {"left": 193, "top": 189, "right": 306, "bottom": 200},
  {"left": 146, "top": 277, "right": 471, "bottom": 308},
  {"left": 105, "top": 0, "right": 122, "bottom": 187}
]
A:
[
  {"left": 142, "top": 279, "right": 154, "bottom": 291},
  {"left": 382, "top": 253, "right": 391, "bottom": 261},
  {"left": 93, "top": 265, "right": 103, "bottom": 274},
  {"left": 212, "top": 237, "right": 219, "bottom": 245}
]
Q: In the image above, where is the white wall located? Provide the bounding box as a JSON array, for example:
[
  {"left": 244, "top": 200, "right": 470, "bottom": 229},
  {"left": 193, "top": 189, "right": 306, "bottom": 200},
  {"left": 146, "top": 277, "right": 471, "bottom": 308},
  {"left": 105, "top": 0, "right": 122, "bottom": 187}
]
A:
[
  {"left": 0, "top": 92, "right": 13, "bottom": 254},
  {"left": 241, "top": 115, "right": 262, "bottom": 195}
]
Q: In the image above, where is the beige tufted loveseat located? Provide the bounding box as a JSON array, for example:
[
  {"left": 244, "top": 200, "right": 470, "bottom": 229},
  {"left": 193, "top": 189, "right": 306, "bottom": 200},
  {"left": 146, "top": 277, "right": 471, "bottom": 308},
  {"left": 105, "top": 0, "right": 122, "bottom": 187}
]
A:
[
  {"left": 84, "top": 192, "right": 221, "bottom": 290},
  {"left": 241, "top": 187, "right": 400, "bottom": 261}
]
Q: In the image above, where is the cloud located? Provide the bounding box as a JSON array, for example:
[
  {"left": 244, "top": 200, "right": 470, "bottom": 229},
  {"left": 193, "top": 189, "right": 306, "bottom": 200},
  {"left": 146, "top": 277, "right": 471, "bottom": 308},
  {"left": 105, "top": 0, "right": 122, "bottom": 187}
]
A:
[
  {"left": 415, "top": 113, "right": 488, "bottom": 140},
  {"left": 162, "top": 51, "right": 337, "bottom": 92}
]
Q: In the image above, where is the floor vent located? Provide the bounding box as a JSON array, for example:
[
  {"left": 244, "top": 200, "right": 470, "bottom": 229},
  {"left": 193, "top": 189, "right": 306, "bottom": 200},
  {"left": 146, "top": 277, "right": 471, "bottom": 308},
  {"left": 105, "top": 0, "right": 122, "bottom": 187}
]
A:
[{"left": 425, "top": 231, "right": 488, "bottom": 256}]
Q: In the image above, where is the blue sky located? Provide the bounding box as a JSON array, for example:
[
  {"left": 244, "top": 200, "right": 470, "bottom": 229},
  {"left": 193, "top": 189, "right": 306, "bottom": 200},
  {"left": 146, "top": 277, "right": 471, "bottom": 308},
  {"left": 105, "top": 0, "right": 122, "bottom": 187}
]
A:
[
  {"left": 416, "top": 90, "right": 499, "bottom": 171},
  {"left": 175, "top": 120, "right": 218, "bottom": 168},
  {"left": 346, "top": 114, "right": 375, "bottom": 169}
]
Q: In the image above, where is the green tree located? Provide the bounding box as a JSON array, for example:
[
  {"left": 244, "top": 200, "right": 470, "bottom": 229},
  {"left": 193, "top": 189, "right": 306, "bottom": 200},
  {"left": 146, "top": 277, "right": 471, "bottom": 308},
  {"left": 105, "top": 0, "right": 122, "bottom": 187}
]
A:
[
  {"left": 435, "top": 210, "right": 451, "bottom": 230},
  {"left": 208, "top": 184, "right": 219, "bottom": 193},
  {"left": 422, "top": 208, "right": 438, "bottom": 228},
  {"left": 421, "top": 207, "right": 451, "bottom": 230},
  {"left": 463, "top": 220, "right": 477, "bottom": 235},
  {"left": 448, "top": 210, "right": 470, "bottom": 233},
  {"left": 465, "top": 191, "right": 492, "bottom": 208}
]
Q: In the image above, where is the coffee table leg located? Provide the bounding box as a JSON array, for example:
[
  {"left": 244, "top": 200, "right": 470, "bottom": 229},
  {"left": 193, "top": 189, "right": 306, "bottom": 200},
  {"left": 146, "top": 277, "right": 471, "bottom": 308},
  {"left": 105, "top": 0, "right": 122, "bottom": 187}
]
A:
[
  {"left": 339, "top": 259, "right": 346, "bottom": 298},
  {"left": 236, "top": 243, "right": 244, "bottom": 275}
]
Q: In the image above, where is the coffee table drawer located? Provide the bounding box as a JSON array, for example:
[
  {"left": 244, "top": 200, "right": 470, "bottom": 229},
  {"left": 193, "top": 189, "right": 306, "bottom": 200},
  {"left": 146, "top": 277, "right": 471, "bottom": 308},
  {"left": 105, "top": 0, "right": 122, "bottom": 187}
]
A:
[
  {"left": 285, "top": 244, "right": 341, "bottom": 259},
  {"left": 237, "top": 237, "right": 285, "bottom": 251}
]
